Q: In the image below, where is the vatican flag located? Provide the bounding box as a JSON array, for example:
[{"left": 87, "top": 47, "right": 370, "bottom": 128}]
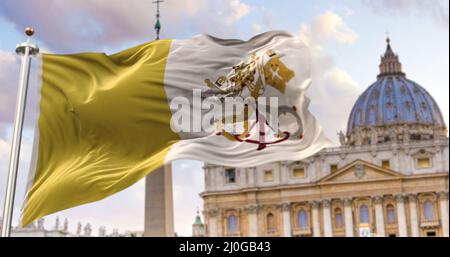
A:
[{"left": 22, "top": 31, "right": 331, "bottom": 226}]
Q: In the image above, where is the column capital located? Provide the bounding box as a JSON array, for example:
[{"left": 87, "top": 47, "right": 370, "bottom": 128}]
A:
[
  {"left": 244, "top": 205, "right": 259, "bottom": 214},
  {"left": 280, "top": 203, "right": 291, "bottom": 212},
  {"left": 438, "top": 191, "right": 449, "bottom": 201},
  {"left": 312, "top": 201, "right": 320, "bottom": 209},
  {"left": 408, "top": 194, "right": 418, "bottom": 202},
  {"left": 373, "top": 196, "right": 383, "bottom": 205},
  {"left": 247, "top": 167, "right": 257, "bottom": 172},
  {"left": 207, "top": 208, "right": 220, "bottom": 217},
  {"left": 395, "top": 194, "right": 406, "bottom": 203},
  {"left": 322, "top": 199, "right": 331, "bottom": 208},
  {"left": 343, "top": 198, "right": 353, "bottom": 206}
]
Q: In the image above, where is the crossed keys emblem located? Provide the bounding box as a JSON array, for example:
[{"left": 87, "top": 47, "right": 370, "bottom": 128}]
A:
[{"left": 204, "top": 49, "right": 304, "bottom": 151}]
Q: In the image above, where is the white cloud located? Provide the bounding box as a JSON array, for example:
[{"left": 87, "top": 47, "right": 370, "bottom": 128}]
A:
[
  {"left": 251, "top": 23, "right": 264, "bottom": 34},
  {"left": 362, "top": 0, "right": 449, "bottom": 28},
  {"left": 0, "top": 0, "right": 252, "bottom": 51},
  {"left": 222, "top": 0, "right": 251, "bottom": 24},
  {"left": 0, "top": 51, "right": 19, "bottom": 124},
  {"left": 299, "top": 11, "right": 361, "bottom": 144},
  {"left": 299, "top": 11, "right": 358, "bottom": 51},
  {"left": 250, "top": 7, "right": 275, "bottom": 36},
  {"left": 0, "top": 138, "right": 9, "bottom": 162}
]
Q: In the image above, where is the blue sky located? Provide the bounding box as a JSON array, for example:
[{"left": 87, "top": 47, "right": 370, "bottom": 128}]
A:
[{"left": 0, "top": 0, "right": 448, "bottom": 236}]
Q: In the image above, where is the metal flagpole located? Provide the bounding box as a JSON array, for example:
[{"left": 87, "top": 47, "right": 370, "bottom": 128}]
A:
[{"left": 1, "top": 27, "right": 39, "bottom": 237}]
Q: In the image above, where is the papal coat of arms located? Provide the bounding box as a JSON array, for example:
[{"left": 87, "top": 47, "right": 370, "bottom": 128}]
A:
[{"left": 204, "top": 49, "right": 304, "bottom": 151}]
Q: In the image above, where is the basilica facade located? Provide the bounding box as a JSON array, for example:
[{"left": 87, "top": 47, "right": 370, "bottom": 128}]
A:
[{"left": 200, "top": 39, "right": 449, "bottom": 237}]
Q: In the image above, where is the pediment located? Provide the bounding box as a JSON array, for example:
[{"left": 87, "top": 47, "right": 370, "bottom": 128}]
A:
[
  {"left": 319, "top": 160, "right": 404, "bottom": 184},
  {"left": 410, "top": 148, "right": 434, "bottom": 157}
]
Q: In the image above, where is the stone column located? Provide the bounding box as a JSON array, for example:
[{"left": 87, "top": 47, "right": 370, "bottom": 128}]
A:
[
  {"left": 311, "top": 201, "right": 321, "bottom": 237},
  {"left": 245, "top": 205, "right": 259, "bottom": 237},
  {"left": 280, "top": 162, "right": 289, "bottom": 185},
  {"left": 322, "top": 200, "right": 333, "bottom": 237},
  {"left": 373, "top": 196, "right": 385, "bottom": 237},
  {"left": 144, "top": 165, "right": 174, "bottom": 237},
  {"left": 218, "top": 210, "right": 225, "bottom": 236},
  {"left": 408, "top": 194, "right": 420, "bottom": 237},
  {"left": 207, "top": 208, "right": 219, "bottom": 237},
  {"left": 281, "top": 203, "right": 292, "bottom": 237},
  {"left": 247, "top": 167, "right": 256, "bottom": 188},
  {"left": 344, "top": 198, "right": 354, "bottom": 237},
  {"left": 395, "top": 195, "right": 408, "bottom": 237},
  {"left": 438, "top": 192, "right": 449, "bottom": 237}
]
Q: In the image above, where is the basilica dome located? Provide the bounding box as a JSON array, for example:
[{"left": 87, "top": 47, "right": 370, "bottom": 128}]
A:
[{"left": 346, "top": 38, "right": 447, "bottom": 146}]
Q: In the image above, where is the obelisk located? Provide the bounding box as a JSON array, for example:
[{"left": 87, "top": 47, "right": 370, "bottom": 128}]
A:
[{"left": 144, "top": 164, "right": 174, "bottom": 237}]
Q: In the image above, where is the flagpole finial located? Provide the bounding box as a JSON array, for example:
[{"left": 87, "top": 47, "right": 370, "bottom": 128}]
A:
[
  {"left": 16, "top": 27, "right": 39, "bottom": 56},
  {"left": 25, "top": 27, "right": 34, "bottom": 37},
  {"left": 153, "top": 0, "right": 164, "bottom": 40}
]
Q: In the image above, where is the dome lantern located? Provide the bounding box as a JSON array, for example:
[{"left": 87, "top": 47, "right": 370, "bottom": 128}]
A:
[{"left": 378, "top": 37, "right": 405, "bottom": 78}]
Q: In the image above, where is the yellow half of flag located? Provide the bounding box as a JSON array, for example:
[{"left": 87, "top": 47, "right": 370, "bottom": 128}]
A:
[{"left": 23, "top": 40, "right": 180, "bottom": 226}]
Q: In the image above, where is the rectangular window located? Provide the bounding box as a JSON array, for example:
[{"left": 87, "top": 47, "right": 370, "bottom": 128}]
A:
[
  {"left": 293, "top": 168, "right": 305, "bottom": 178},
  {"left": 330, "top": 164, "right": 338, "bottom": 173},
  {"left": 264, "top": 170, "right": 273, "bottom": 182},
  {"left": 410, "top": 134, "right": 421, "bottom": 141},
  {"left": 417, "top": 158, "right": 431, "bottom": 168},
  {"left": 382, "top": 160, "right": 391, "bottom": 169},
  {"left": 225, "top": 168, "right": 236, "bottom": 184},
  {"left": 426, "top": 231, "right": 436, "bottom": 237}
]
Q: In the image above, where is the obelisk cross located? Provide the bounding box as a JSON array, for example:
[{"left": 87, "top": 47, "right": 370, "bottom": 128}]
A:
[{"left": 153, "top": 0, "right": 164, "bottom": 40}]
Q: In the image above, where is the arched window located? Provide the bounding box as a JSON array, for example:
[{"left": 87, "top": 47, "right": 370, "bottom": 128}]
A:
[
  {"left": 334, "top": 208, "right": 343, "bottom": 229},
  {"left": 424, "top": 200, "right": 435, "bottom": 221},
  {"left": 297, "top": 209, "right": 308, "bottom": 229},
  {"left": 386, "top": 204, "right": 396, "bottom": 224},
  {"left": 266, "top": 213, "right": 275, "bottom": 231},
  {"left": 359, "top": 205, "right": 370, "bottom": 224},
  {"left": 227, "top": 215, "right": 237, "bottom": 233}
]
